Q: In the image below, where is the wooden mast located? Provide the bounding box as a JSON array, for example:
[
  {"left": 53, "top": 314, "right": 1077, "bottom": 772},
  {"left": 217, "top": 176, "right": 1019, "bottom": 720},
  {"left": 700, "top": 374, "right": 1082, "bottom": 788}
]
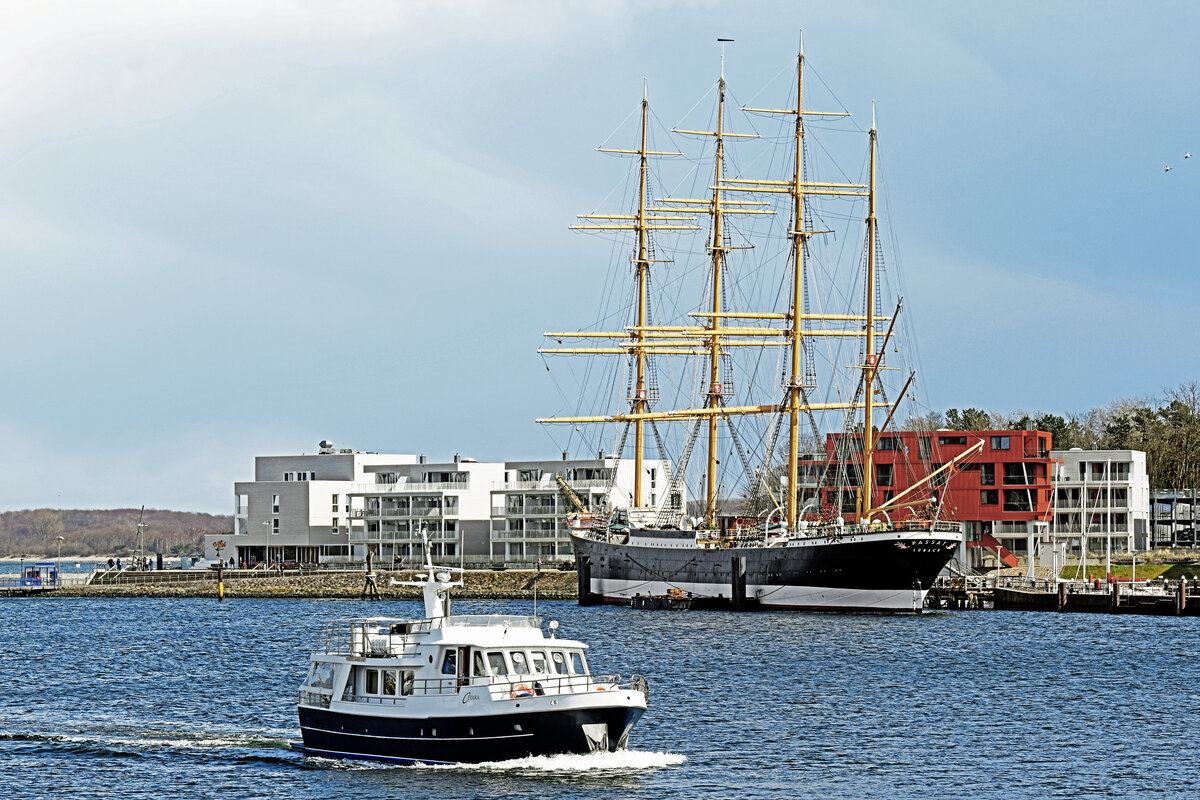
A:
[
  {"left": 861, "top": 110, "right": 879, "bottom": 519},
  {"left": 704, "top": 52, "right": 730, "bottom": 528},
  {"left": 785, "top": 45, "right": 806, "bottom": 530},
  {"left": 632, "top": 84, "right": 651, "bottom": 508}
]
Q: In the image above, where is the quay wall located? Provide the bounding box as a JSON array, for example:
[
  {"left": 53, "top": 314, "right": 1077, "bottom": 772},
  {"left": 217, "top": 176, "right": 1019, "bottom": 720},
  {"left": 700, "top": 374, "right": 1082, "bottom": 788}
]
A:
[{"left": 49, "top": 569, "right": 579, "bottom": 600}]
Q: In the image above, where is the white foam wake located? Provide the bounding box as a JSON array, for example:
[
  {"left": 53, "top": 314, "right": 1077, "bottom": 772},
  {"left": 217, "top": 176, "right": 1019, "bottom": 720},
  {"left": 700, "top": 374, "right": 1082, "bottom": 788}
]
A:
[{"left": 413, "top": 749, "right": 686, "bottom": 772}]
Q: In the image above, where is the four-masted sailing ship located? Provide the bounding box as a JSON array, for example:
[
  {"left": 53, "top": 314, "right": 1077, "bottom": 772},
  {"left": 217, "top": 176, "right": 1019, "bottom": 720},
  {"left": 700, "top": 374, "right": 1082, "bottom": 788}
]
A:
[{"left": 538, "top": 40, "right": 973, "bottom": 612}]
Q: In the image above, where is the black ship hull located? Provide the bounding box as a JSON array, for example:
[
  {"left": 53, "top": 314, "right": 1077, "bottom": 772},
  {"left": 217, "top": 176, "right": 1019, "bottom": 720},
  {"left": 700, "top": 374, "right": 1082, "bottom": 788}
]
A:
[
  {"left": 572, "top": 527, "right": 962, "bottom": 612},
  {"left": 295, "top": 704, "right": 643, "bottom": 765}
]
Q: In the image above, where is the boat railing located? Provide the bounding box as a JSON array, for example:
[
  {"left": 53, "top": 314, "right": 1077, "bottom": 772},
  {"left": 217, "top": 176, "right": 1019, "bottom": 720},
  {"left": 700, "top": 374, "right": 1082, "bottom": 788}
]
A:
[
  {"left": 314, "top": 616, "right": 546, "bottom": 656},
  {"left": 320, "top": 673, "right": 633, "bottom": 707}
]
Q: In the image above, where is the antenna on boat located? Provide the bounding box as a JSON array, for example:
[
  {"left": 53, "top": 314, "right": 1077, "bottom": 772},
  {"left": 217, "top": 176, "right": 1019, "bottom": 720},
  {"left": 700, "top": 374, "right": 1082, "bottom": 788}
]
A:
[
  {"left": 717, "top": 37, "right": 734, "bottom": 78},
  {"left": 388, "top": 525, "right": 464, "bottom": 625}
]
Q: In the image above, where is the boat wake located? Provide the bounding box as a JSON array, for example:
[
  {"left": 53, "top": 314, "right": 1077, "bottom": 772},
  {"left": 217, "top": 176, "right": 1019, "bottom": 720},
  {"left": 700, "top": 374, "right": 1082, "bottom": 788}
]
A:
[
  {"left": 410, "top": 749, "right": 686, "bottom": 772},
  {"left": 0, "top": 729, "right": 296, "bottom": 765}
]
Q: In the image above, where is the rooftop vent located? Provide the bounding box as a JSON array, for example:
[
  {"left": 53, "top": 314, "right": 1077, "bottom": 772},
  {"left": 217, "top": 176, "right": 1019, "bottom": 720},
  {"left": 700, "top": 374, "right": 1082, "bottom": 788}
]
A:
[{"left": 318, "top": 440, "right": 335, "bottom": 454}]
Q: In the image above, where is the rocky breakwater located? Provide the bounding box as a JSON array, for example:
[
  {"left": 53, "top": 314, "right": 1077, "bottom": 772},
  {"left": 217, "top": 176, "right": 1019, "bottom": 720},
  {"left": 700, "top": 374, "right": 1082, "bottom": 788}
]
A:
[{"left": 54, "top": 568, "right": 579, "bottom": 600}]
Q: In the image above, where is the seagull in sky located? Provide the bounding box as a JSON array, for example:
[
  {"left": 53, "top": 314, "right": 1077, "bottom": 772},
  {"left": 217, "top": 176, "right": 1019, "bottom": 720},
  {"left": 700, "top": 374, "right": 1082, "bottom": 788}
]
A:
[{"left": 1165, "top": 165, "right": 1173, "bottom": 172}]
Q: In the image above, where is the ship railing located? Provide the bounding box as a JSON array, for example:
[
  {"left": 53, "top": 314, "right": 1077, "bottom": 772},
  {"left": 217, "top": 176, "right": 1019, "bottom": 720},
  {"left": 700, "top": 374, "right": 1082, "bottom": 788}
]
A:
[
  {"left": 314, "top": 616, "right": 546, "bottom": 656},
  {"left": 785, "top": 519, "right": 963, "bottom": 539},
  {"left": 333, "top": 673, "right": 632, "bottom": 704},
  {"left": 477, "top": 673, "right": 630, "bottom": 699},
  {"left": 314, "top": 618, "right": 426, "bottom": 658}
]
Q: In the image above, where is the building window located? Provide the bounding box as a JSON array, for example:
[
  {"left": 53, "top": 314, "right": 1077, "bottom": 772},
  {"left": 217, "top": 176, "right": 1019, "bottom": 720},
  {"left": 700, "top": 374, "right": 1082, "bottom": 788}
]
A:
[
  {"left": 843, "top": 465, "right": 862, "bottom": 487},
  {"left": 332, "top": 494, "right": 339, "bottom": 512},
  {"left": 981, "top": 490, "right": 999, "bottom": 505},
  {"left": 332, "top": 519, "right": 340, "bottom": 534},
  {"left": 272, "top": 518, "right": 279, "bottom": 535},
  {"left": 1003, "top": 490, "right": 1032, "bottom": 512},
  {"left": 939, "top": 435, "right": 967, "bottom": 446},
  {"left": 1003, "top": 463, "right": 1027, "bottom": 485},
  {"left": 990, "top": 436, "right": 1010, "bottom": 451},
  {"left": 876, "top": 436, "right": 900, "bottom": 451},
  {"left": 981, "top": 464, "right": 995, "bottom": 486},
  {"left": 930, "top": 465, "right": 948, "bottom": 488},
  {"left": 876, "top": 463, "right": 893, "bottom": 487},
  {"left": 272, "top": 494, "right": 280, "bottom": 513}
]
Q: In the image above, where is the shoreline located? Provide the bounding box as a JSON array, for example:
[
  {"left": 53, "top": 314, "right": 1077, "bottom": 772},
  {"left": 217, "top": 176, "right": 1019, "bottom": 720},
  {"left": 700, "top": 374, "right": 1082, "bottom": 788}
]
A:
[{"left": 24, "top": 569, "right": 580, "bottom": 600}]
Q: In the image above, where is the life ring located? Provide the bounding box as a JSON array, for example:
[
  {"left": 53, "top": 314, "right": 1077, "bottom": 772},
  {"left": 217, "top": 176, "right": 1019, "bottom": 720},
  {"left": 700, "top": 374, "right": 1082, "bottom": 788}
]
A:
[{"left": 510, "top": 683, "right": 534, "bottom": 698}]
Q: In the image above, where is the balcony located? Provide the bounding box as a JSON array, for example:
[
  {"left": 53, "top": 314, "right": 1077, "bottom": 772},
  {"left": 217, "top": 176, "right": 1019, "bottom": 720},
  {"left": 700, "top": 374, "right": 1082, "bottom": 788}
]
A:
[
  {"left": 345, "top": 481, "right": 468, "bottom": 495},
  {"left": 492, "top": 479, "right": 611, "bottom": 491}
]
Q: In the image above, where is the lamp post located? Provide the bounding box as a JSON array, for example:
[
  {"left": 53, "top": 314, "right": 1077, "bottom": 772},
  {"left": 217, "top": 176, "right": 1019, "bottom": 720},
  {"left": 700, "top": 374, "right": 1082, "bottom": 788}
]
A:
[{"left": 55, "top": 535, "right": 64, "bottom": 587}]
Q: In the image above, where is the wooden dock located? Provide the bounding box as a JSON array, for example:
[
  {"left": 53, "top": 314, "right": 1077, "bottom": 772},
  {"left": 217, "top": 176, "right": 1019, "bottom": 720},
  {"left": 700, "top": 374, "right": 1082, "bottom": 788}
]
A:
[{"left": 927, "top": 576, "right": 1200, "bottom": 616}]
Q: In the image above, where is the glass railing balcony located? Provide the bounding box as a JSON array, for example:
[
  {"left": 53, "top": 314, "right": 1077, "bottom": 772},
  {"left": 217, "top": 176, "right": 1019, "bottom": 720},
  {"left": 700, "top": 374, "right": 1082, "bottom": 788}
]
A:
[{"left": 492, "top": 479, "right": 611, "bottom": 491}]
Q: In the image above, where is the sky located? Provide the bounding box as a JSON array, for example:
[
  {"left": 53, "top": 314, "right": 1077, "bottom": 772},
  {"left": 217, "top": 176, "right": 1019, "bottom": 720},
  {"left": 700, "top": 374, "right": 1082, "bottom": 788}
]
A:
[{"left": 1, "top": 0, "right": 1198, "bottom": 514}]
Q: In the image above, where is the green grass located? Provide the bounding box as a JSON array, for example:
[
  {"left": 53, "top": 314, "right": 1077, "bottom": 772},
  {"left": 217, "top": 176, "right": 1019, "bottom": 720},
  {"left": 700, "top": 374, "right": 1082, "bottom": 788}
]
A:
[{"left": 1058, "top": 563, "right": 1172, "bottom": 581}]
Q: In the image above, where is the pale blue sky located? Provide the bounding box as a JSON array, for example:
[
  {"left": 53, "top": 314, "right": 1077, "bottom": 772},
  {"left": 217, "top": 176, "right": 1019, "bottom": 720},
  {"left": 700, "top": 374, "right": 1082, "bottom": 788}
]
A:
[{"left": 1, "top": 1, "right": 1196, "bottom": 513}]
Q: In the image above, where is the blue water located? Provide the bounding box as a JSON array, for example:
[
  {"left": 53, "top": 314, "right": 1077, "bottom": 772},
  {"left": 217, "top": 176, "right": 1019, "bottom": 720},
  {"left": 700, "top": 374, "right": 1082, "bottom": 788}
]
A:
[{"left": 2, "top": 597, "right": 1196, "bottom": 799}]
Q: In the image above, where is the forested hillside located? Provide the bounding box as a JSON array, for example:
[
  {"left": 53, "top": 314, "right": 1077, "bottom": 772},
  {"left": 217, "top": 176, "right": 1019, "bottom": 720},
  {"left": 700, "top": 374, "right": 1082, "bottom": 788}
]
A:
[{"left": 0, "top": 508, "right": 232, "bottom": 558}]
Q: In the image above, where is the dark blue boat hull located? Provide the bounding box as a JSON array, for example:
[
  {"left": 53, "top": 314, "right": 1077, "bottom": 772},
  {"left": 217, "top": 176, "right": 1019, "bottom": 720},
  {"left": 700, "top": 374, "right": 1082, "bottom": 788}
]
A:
[{"left": 295, "top": 704, "right": 644, "bottom": 764}]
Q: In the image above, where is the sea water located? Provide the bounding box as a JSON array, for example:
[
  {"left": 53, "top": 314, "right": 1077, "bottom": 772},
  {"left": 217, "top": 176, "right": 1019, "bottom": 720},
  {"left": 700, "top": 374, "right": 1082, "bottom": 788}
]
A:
[{"left": 1, "top": 597, "right": 1197, "bottom": 799}]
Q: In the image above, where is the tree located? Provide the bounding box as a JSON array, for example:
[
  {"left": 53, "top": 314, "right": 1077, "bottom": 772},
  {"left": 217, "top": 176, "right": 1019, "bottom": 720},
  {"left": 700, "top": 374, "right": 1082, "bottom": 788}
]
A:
[
  {"left": 901, "top": 410, "right": 944, "bottom": 431},
  {"left": 30, "top": 509, "right": 64, "bottom": 552},
  {"left": 945, "top": 407, "right": 992, "bottom": 431},
  {"left": 1033, "top": 413, "right": 1073, "bottom": 450}
]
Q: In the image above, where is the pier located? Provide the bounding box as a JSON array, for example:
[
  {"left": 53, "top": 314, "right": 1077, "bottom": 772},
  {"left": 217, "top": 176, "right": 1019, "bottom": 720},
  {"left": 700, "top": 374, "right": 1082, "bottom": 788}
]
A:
[{"left": 927, "top": 575, "right": 1200, "bottom": 616}]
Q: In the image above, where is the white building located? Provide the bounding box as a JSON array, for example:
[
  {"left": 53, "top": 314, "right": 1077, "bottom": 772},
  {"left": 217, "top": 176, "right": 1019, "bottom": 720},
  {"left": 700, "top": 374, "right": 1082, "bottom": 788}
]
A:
[
  {"left": 1049, "top": 448, "right": 1150, "bottom": 556},
  {"left": 489, "top": 455, "right": 680, "bottom": 562},
  {"left": 208, "top": 442, "right": 679, "bottom": 568}
]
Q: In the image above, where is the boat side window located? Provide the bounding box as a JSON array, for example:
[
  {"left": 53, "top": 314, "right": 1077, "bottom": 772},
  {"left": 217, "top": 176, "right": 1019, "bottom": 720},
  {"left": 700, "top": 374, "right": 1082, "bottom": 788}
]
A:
[
  {"left": 570, "top": 652, "right": 586, "bottom": 675},
  {"left": 510, "top": 650, "right": 530, "bottom": 674},
  {"left": 366, "top": 668, "right": 379, "bottom": 694},
  {"left": 473, "top": 650, "right": 488, "bottom": 677},
  {"left": 550, "top": 651, "right": 568, "bottom": 674},
  {"left": 308, "top": 661, "right": 334, "bottom": 690},
  {"left": 401, "top": 670, "right": 414, "bottom": 696},
  {"left": 383, "top": 669, "right": 398, "bottom": 696},
  {"left": 529, "top": 651, "right": 549, "bottom": 675},
  {"left": 487, "top": 651, "right": 508, "bottom": 676},
  {"left": 342, "top": 666, "right": 358, "bottom": 701},
  {"left": 441, "top": 649, "right": 457, "bottom": 676}
]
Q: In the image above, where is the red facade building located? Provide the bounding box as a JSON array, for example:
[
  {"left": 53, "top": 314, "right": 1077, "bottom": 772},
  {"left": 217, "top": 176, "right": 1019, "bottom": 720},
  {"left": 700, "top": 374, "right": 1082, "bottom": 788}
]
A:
[{"left": 799, "top": 429, "right": 1054, "bottom": 567}]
